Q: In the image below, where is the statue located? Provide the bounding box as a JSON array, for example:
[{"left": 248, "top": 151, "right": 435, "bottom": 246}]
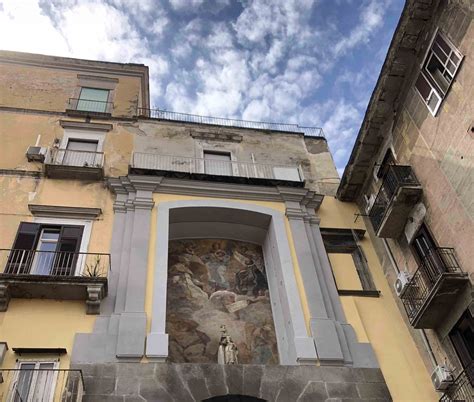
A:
[{"left": 218, "top": 325, "right": 239, "bottom": 364}]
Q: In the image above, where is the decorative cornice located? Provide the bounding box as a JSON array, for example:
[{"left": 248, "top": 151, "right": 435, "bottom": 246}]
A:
[
  {"left": 190, "top": 130, "right": 243, "bottom": 143},
  {"left": 60, "top": 120, "right": 113, "bottom": 132},
  {"left": 28, "top": 204, "right": 102, "bottom": 220},
  {"left": 77, "top": 74, "right": 119, "bottom": 83},
  {"left": 107, "top": 175, "right": 325, "bottom": 208}
]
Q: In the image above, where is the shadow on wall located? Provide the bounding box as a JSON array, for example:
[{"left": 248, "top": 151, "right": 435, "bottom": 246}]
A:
[{"left": 166, "top": 239, "right": 279, "bottom": 364}]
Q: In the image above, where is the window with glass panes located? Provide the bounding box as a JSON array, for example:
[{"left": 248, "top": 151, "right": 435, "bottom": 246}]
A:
[{"left": 414, "top": 31, "right": 463, "bottom": 115}]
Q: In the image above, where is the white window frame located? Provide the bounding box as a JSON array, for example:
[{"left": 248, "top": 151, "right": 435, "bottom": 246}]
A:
[
  {"left": 32, "top": 217, "right": 92, "bottom": 276},
  {"left": 9, "top": 360, "right": 59, "bottom": 402},
  {"left": 60, "top": 129, "right": 105, "bottom": 152},
  {"left": 415, "top": 29, "right": 463, "bottom": 116}
]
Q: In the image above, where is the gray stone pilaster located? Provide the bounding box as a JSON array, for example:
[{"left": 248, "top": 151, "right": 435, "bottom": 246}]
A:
[
  {"left": 100, "top": 192, "right": 127, "bottom": 315},
  {"left": 285, "top": 205, "right": 345, "bottom": 364},
  {"left": 116, "top": 183, "right": 154, "bottom": 358}
]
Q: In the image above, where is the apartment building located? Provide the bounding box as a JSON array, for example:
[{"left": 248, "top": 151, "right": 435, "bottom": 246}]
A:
[
  {"left": 338, "top": 0, "right": 473, "bottom": 401},
  {"left": 0, "top": 48, "right": 441, "bottom": 401}
]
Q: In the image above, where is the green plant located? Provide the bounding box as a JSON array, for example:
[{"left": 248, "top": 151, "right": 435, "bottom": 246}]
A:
[{"left": 82, "top": 255, "right": 103, "bottom": 277}]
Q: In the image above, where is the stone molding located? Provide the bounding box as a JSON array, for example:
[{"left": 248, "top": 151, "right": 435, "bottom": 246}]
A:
[
  {"left": 59, "top": 120, "right": 113, "bottom": 132},
  {"left": 28, "top": 204, "right": 102, "bottom": 220},
  {"left": 108, "top": 175, "right": 324, "bottom": 209},
  {"left": 77, "top": 74, "right": 119, "bottom": 83}
]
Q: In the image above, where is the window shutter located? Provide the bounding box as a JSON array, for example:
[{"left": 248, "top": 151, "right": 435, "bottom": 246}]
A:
[
  {"left": 53, "top": 225, "right": 84, "bottom": 276},
  {"left": 11, "top": 222, "right": 41, "bottom": 250},
  {"left": 6, "top": 222, "right": 41, "bottom": 274}
]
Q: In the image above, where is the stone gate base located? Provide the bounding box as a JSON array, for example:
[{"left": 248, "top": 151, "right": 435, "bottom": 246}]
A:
[{"left": 73, "top": 363, "right": 392, "bottom": 401}]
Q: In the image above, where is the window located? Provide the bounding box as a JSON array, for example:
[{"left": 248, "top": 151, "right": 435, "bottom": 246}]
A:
[
  {"left": 64, "top": 139, "right": 100, "bottom": 167},
  {"left": 321, "top": 228, "right": 378, "bottom": 296},
  {"left": 203, "top": 151, "right": 232, "bottom": 176},
  {"left": 9, "top": 361, "right": 58, "bottom": 402},
  {"left": 77, "top": 87, "right": 109, "bottom": 113},
  {"left": 449, "top": 310, "right": 474, "bottom": 385},
  {"left": 415, "top": 31, "right": 463, "bottom": 115},
  {"left": 6, "top": 222, "right": 84, "bottom": 276}
]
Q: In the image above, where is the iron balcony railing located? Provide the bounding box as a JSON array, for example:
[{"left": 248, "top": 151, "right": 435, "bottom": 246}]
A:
[
  {"left": 46, "top": 148, "right": 105, "bottom": 169},
  {"left": 131, "top": 152, "right": 305, "bottom": 182},
  {"left": 135, "top": 108, "right": 324, "bottom": 138},
  {"left": 1, "top": 249, "right": 110, "bottom": 278},
  {"left": 0, "top": 368, "right": 84, "bottom": 402},
  {"left": 440, "top": 361, "right": 474, "bottom": 402},
  {"left": 369, "top": 165, "right": 420, "bottom": 232},
  {"left": 401, "top": 248, "right": 463, "bottom": 323},
  {"left": 67, "top": 98, "right": 112, "bottom": 114}
]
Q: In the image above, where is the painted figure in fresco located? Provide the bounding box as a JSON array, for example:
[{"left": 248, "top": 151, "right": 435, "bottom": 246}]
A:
[
  {"left": 218, "top": 325, "right": 239, "bottom": 364},
  {"left": 235, "top": 257, "right": 267, "bottom": 296}
]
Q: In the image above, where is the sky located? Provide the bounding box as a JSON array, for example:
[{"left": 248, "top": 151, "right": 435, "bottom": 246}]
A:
[{"left": 0, "top": 0, "right": 404, "bottom": 176}]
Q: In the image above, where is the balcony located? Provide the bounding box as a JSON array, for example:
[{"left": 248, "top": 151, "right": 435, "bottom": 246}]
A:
[
  {"left": 400, "top": 248, "right": 471, "bottom": 329},
  {"left": 440, "top": 362, "right": 474, "bottom": 402},
  {"left": 130, "top": 152, "right": 305, "bottom": 186},
  {"left": 45, "top": 148, "right": 104, "bottom": 180},
  {"left": 0, "top": 249, "right": 109, "bottom": 314},
  {"left": 0, "top": 368, "right": 84, "bottom": 401},
  {"left": 369, "top": 165, "right": 422, "bottom": 238},
  {"left": 66, "top": 98, "right": 112, "bottom": 117}
]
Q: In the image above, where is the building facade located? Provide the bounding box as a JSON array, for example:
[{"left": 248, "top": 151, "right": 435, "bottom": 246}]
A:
[
  {"left": 338, "top": 0, "right": 473, "bottom": 401},
  {"left": 0, "top": 48, "right": 443, "bottom": 401}
]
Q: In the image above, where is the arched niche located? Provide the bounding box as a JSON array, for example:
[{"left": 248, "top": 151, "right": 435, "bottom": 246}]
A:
[{"left": 146, "top": 199, "right": 317, "bottom": 365}]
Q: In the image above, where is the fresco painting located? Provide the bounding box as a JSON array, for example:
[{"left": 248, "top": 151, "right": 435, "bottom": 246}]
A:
[{"left": 166, "top": 239, "right": 279, "bottom": 364}]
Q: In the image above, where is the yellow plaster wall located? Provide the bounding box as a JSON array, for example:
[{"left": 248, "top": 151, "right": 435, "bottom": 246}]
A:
[
  {"left": 320, "top": 196, "right": 438, "bottom": 401},
  {"left": 0, "top": 176, "right": 114, "bottom": 254},
  {"left": 0, "top": 113, "right": 133, "bottom": 176},
  {"left": 328, "top": 253, "right": 363, "bottom": 290},
  {"left": 0, "top": 62, "right": 142, "bottom": 117}
]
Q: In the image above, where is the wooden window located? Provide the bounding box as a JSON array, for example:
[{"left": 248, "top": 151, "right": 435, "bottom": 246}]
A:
[
  {"left": 9, "top": 361, "right": 58, "bottom": 402},
  {"left": 6, "top": 222, "right": 83, "bottom": 275},
  {"left": 321, "top": 228, "right": 379, "bottom": 296}
]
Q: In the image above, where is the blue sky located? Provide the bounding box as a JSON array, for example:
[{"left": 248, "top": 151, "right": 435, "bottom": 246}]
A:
[{"left": 0, "top": 0, "right": 404, "bottom": 175}]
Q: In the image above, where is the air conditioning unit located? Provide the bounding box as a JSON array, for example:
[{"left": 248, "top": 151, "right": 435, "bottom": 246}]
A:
[
  {"left": 394, "top": 271, "right": 412, "bottom": 297},
  {"left": 431, "top": 365, "right": 454, "bottom": 391},
  {"left": 26, "top": 146, "right": 47, "bottom": 162}
]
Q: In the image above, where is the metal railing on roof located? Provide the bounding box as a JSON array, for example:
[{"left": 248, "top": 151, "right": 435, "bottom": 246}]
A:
[{"left": 135, "top": 108, "right": 324, "bottom": 138}]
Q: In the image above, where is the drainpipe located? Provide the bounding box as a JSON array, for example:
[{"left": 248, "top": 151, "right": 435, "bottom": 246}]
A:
[{"left": 382, "top": 238, "right": 437, "bottom": 369}]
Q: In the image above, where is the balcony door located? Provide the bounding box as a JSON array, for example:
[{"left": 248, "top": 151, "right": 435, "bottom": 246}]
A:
[
  {"left": 204, "top": 151, "right": 232, "bottom": 176},
  {"left": 64, "top": 139, "right": 99, "bottom": 167},
  {"left": 9, "top": 361, "right": 57, "bottom": 402},
  {"left": 450, "top": 310, "right": 474, "bottom": 385},
  {"left": 411, "top": 224, "right": 444, "bottom": 281}
]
